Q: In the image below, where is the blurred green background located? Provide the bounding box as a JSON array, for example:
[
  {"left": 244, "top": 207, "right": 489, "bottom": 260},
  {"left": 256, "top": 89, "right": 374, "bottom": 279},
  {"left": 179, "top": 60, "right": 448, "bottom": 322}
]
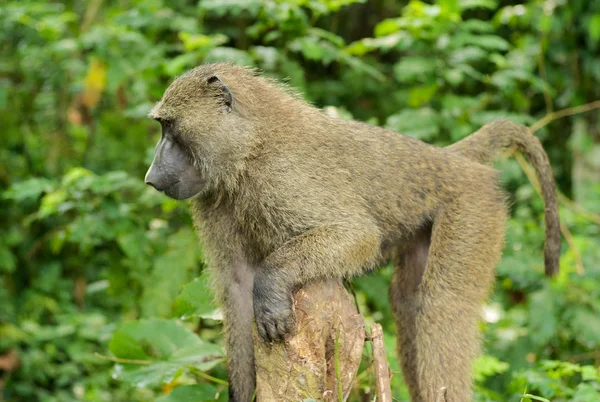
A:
[{"left": 1, "top": 0, "right": 600, "bottom": 401}]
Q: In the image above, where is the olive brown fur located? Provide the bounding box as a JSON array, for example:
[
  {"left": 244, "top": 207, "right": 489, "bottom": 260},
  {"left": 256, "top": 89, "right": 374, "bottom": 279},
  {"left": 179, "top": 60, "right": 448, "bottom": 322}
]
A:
[{"left": 144, "top": 63, "right": 560, "bottom": 402}]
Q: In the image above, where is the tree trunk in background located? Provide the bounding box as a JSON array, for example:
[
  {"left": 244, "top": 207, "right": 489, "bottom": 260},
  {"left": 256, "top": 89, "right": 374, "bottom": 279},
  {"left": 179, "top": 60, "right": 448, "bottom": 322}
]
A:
[{"left": 254, "top": 280, "right": 365, "bottom": 402}]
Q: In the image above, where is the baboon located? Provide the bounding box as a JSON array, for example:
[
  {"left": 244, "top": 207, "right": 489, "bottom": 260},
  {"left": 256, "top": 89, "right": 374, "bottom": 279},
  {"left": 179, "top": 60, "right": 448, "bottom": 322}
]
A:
[{"left": 144, "top": 63, "right": 559, "bottom": 402}]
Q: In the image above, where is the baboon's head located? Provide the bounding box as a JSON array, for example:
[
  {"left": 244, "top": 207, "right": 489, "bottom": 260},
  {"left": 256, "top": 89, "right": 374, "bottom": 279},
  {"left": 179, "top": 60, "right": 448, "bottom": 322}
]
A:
[{"left": 145, "top": 65, "right": 253, "bottom": 199}]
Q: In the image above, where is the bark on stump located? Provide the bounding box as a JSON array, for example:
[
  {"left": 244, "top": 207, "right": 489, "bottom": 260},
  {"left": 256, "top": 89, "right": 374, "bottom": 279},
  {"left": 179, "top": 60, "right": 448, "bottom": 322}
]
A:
[{"left": 254, "top": 280, "right": 364, "bottom": 401}]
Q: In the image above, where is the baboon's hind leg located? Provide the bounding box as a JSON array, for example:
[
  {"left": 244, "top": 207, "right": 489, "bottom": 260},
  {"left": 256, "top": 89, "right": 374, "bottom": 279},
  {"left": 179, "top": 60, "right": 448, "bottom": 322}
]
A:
[{"left": 391, "top": 197, "right": 506, "bottom": 402}]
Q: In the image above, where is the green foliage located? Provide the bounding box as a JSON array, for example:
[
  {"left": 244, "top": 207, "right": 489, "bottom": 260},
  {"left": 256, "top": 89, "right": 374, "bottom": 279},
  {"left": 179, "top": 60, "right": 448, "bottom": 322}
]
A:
[
  {"left": 156, "top": 384, "right": 225, "bottom": 402},
  {"left": 109, "top": 319, "right": 223, "bottom": 388},
  {"left": 513, "top": 361, "right": 600, "bottom": 402},
  {"left": 175, "top": 275, "right": 220, "bottom": 320},
  {"left": 1, "top": 0, "right": 599, "bottom": 401}
]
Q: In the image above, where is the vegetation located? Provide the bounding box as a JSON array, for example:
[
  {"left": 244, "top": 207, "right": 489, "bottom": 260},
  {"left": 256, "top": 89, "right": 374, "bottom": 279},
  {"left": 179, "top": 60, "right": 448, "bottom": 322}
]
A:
[{"left": 1, "top": 0, "right": 599, "bottom": 401}]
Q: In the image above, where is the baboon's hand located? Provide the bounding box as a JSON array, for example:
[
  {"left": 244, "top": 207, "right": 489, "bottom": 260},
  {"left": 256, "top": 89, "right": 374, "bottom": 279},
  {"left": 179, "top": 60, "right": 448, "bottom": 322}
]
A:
[{"left": 253, "top": 272, "right": 294, "bottom": 343}]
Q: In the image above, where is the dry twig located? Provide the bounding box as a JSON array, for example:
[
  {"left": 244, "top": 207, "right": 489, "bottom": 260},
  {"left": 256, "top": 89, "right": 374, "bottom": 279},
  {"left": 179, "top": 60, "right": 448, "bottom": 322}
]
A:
[{"left": 370, "top": 324, "right": 392, "bottom": 402}]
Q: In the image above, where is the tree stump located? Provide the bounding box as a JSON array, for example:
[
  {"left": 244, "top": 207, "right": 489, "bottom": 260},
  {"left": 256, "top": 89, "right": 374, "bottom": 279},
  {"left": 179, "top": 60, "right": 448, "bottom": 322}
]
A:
[{"left": 254, "top": 280, "right": 365, "bottom": 401}]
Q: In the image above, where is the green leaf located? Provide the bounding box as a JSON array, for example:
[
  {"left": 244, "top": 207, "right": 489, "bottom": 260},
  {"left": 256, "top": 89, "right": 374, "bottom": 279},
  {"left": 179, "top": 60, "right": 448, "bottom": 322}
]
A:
[
  {"left": 345, "top": 32, "right": 410, "bottom": 55},
  {"left": 164, "top": 53, "right": 200, "bottom": 77},
  {"left": 449, "top": 46, "right": 487, "bottom": 64},
  {"left": 469, "top": 34, "right": 510, "bottom": 50},
  {"left": 459, "top": 0, "right": 497, "bottom": 10},
  {"left": 374, "top": 18, "right": 402, "bottom": 37},
  {"left": 109, "top": 319, "right": 224, "bottom": 387},
  {"left": 3, "top": 177, "right": 55, "bottom": 202},
  {"left": 470, "top": 111, "right": 534, "bottom": 127},
  {"left": 175, "top": 275, "right": 219, "bottom": 320},
  {"left": 140, "top": 228, "right": 202, "bottom": 318},
  {"left": 528, "top": 286, "right": 558, "bottom": 347},
  {"left": 0, "top": 245, "right": 16, "bottom": 273},
  {"left": 439, "top": 0, "right": 460, "bottom": 18},
  {"left": 572, "top": 383, "right": 600, "bottom": 402},
  {"left": 156, "top": 384, "right": 224, "bottom": 402},
  {"left": 62, "top": 167, "right": 94, "bottom": 187},
  {"left": 589, "top": 14, "right": 600, "bottom": 42},
  {"left": 116, "top": 230, "right": 147, "bottom": 260},
  {"left": 204, "top": 47, "right": 254, "bottom": 66},
  {"left": 473, "top": 355, "right": 509, "bottom": 383},
  {"left": 521, "top": 394, "right": 551, "bottom": 402},
  {"left": 385, "top": 108, "right": 440, "bottom": 140},
  {"left": 462, "top": 19, "right": 494, "bottom": 33},
  {"left": 179, "top": 33, "right": 228, "bottom": 52},
  {"left": 315, "top": 0, "right": 366, "bottom": 13},
  {"left": 199, "top": 0, "right": 263, "bottom": 17},
  {"left": 569, "top": 308, "right": 600, "bottom": 348},
  {"left": 394, "top": 57, "right": 437, "bottom": 83},
  {"left": 451, "top": 33, "right": 509, "bottom": 51},
  {"left": 408, "top": 83, "right": 438, "bottom": 107},
  {"left": 37, "top": 189, "right": 68, "bottom": 219},
  {"left": 581, "top": 365, "right": 600, "bottom": 381},
  {"left": 338, "top": 53, "right": 386, "bottom": 81},
  {"left": 289, "top": 37, "right": 326, "bottom": 61}
]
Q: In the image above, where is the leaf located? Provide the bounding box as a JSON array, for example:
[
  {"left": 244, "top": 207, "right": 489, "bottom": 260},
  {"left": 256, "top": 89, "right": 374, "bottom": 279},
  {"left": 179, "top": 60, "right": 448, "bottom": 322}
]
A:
[
  {"left": 439, "top": 0, "right": 461, "bottom": 18},
  {"left": 345, "top": 32, "right": 410, "bottom": 55},
  {"left": 470, "top": 111, "right": 534, "bottom": 127},
  {"left": 462, "top": 19, "right": 494, "bottom": 33},
  {"left": 449, "top": 46, "right": 487, "bottom": 64},
  {"left": 0, "top": 245, "right": 16, "bottom": 273},
  {"left": 521, "top": 394, "right": 551, "bottom": 402},
  {"left": 469, "top": 34, "right": 510, "bottom": 50},
  {"left": 310, "top": 27, "right": 345, "bottom": 48},
  {"left": 385, "top": 108, "right": 440, "bottom": 140},
  {"left": 569, "top": 308, "right": 600, "bottom": 348},
  {"left": 109, "top": 319, "right": 224, "bottom": 387},
  {"left": 156, "top": 384, "right": 224, "bottom": 402},
  {"left": 527, "top": 286, "right": 558, "bottom": 347},
  {"left": 3, "top": 177, "right": 55, "bottom": 202},
  {"left": 37, "top": 190, "right": 68, "bottom": 219},
  {"left": 140, "top": 229, "right": 202, "bottom": 318},
  {"left": 175, "top": 275, "right": 219, "bottom": 320},
  {"left": 179, "top": 33, "right": 228, "bottom": 52},
  {"left": 451, "top": 33, "right": 509, "bottom": 51},
  {"left": 204, "top": 47, "right": 254, "bottom": 66},
  {"left": 581, "top": 365, "right": 600, "bottom": 381},
  {"left": 315, "top": 0, "right": 366, "bottom": 13},
  {"left": 459, "top": 0, "right": 497, "bottom": 10},
  {"left": 394, "top": 57, "right": 437, "bottom": 83},
  {"left": 589, "top": 14, "right": 600, "bottom": 42},
  {"left": 338, "top": 53, "right": 386, "bottom": 81},
  {"left": 82, "top": 58, "right": 107, "bottom": 108},
  {"left": 164, "top": 53, "right": 200, "bottom": 77},
  {"left": 408, "top": 83, "right": 438, "bottom": 107},
  {"left": 571, "top": 384, "right": 600, "bottom": 402},
  {"left": 116, "top": 230, "right": 147, "bottom": 260},
  {"left": 374, "top": 18, "right": 402, "bottom": 37},
  {"left": 62, "top": 167, "right": 94, "bottom": 187},
  {"left": 288, "top": 37, "right": 326, "bottom": 61},
  {"left": 199, "top": 0, "right": 263, "bottom": 17},
  {"left": 473, "top": 355, "right": 509, "bottom": 383}
]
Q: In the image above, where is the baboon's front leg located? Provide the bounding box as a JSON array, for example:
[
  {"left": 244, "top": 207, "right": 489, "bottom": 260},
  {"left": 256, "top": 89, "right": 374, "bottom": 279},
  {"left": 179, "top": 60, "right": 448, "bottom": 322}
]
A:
[{"left": 253, "top": 224, "right": 381, "bottom": 343}]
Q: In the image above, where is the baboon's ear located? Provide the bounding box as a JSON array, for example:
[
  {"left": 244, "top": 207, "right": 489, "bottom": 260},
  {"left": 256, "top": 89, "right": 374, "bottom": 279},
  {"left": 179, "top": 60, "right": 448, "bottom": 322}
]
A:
[{"left": 207, "top": 75, "right": 234, "bottom": 113}]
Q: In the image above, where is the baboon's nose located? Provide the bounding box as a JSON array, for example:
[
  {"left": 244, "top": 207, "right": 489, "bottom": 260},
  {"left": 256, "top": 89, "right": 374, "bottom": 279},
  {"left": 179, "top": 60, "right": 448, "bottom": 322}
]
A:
[
  {"left": 145, "top": 179, "right": 159, "bottom": 191},
  {"left": 144, "top": 165, "right": 162, "bottom": 191}
]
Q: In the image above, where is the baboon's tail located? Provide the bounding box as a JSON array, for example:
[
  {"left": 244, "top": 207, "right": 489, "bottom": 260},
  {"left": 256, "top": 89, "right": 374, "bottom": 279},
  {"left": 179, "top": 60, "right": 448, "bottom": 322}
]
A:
[{"left": 447, "top": 119, "right": 560, "bottom": 277}]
